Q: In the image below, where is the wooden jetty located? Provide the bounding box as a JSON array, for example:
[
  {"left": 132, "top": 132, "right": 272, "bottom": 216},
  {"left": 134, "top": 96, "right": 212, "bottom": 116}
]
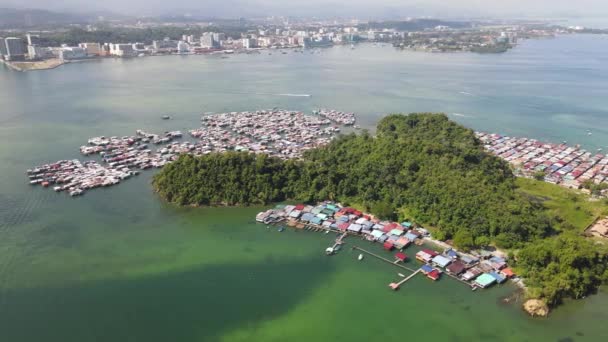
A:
[
  {"left": 326, "top": 232, "right": 348, "bottom": 255},
  {"left": 389, "top": 269, "right": 422, "bottom": 290},
  {"left": 352, "top": 246, "right": 417, "bottom": 273}
]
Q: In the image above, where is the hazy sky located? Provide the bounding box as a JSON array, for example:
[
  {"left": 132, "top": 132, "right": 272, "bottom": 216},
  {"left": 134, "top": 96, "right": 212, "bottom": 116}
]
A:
[{"left": 2, "top": 0, "right": 607, "bottom": 18}]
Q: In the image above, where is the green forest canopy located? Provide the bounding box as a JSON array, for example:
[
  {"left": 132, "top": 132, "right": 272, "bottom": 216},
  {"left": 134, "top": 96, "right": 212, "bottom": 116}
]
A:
[{"left": 153, "top": 113, "right": 608, "bottom": 306}]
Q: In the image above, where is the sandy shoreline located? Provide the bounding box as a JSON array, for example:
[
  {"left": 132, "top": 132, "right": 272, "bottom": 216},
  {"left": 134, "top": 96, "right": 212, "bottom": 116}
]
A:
[{"left": 1, "top": 58, "right": 65, "bottom": 72}]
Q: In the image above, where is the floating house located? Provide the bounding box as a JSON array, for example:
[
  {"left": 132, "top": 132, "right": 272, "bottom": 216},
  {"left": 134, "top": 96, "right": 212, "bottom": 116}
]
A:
[
  {"left": 416, "top": 251, "right": 433, "bottom": 263},
  {"left": 347, "top": 223, "right": 363, "bottom": 233},
  {"left": 474, "top": 273, "right": 497, "bottom": 288},
  {"left": 420, "top": 265, "right": 441, "bottom": 281},
  {"left": 461, "top": 267, "right": 482, "bottom": 282},
  {"left": 500, "top": 267, "right": 515, "bottom": 279},
  {"left": 489, "top": 256, "right": 507, "bottom": 270},
  {"left": 404, "top": 231, "right": 419, "bottom": 241},
  {"left": 460, "top": 255, "right": 479, "bottom": 265},
  {"left": 488, "top": 271, "right": 507, "bottom": 284},
  {"left": 371, "top": 230, "right": 384, "bottom": 240},
  {"left": 395, "top": 252, "right": 407, "bottom": 262},
  {"left": 394, "top": 236, "right": 410, "bottom": 249},
  {"left": 432, "top": 255, "right": 452, "bottom": 268},
  {"left": 446, "top": 260, "right": 466, "bottom": 275}
]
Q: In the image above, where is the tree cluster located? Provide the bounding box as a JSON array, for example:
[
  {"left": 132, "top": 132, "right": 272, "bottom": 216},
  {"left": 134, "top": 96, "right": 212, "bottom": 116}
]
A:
[{"left": 153, "top": 113, "right": 607, "bottom": 306}]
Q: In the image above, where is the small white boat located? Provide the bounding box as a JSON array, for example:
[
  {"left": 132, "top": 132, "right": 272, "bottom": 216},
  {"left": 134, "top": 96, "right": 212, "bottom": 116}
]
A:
[
  {"left": 398, "top": 273, "right": 405, "bottom": 278},
  {"left": 325, "top": 247, "right": 335, "bottom": 255},
  {"left": 358, "top": 254, "right": 364, "bottom": 261},
  {"left": 325, "top": 230, "right": 330, "bottom": 234}
]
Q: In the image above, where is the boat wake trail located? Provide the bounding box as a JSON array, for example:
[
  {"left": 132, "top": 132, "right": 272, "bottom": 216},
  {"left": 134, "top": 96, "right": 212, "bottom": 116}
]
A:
[
  {"left": 459, "top": 91, "right": 474, "bottom": 96},
  {"left": 450, "top": 113, "right": 474, "bottom": 118},
  {"left": 276, "top": 93, "right": 312, "bottom": 97}
]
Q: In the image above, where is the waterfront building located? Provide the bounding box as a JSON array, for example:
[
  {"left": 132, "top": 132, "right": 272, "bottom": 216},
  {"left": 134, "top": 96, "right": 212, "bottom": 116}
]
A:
[
  {"left": 59, "top": 47, "right": 87, "bottom": 60},
  {"left": 152, "top": 40, "right": 178, "bottom": 52},
  {"left": 109, "top": 43, "right": 135, "bottom": 57},
  {"left": 242, "top": 38, "right": 257, "bottom": 49},
  {"left": 177, "top": 41, "right": 190, "bottom": 53},
  {"left": 132, "top": 42, "right": 145, "bottom": 52},
  {"left": 3, "top": 37, "right": 26, "bottom": 61},
  {"left": 259, "top": 37, "right": 273, "bottom": 47},
  {"left": 79, "top": 43, "right": 101, "bottom": 56},
  {"left": 27, "top": 45, "right": 51, "bottom": 60}
]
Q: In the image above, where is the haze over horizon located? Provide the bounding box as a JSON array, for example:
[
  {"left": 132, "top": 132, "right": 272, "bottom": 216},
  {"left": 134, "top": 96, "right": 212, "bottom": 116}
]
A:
[{"left": 1, "top": 0, "right": 608, "bottom": 19}]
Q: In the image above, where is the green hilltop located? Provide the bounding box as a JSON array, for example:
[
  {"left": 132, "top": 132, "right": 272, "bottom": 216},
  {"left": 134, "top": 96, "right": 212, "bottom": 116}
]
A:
[{"left": 153, "top": 113, "right": 608, "bottom": 307}]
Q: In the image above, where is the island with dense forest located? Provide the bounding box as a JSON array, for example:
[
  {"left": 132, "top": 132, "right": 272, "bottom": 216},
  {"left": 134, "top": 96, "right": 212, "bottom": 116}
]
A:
[{"left": 153, "top": 113, "right": 608, "bottom": 313}]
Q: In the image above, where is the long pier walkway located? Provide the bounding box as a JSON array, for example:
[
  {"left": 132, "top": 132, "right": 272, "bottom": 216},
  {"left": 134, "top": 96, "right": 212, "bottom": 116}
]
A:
[
  {"left": 389, "top": 269, "right": 422, "bottom": 290},
  {"left": 332, "top": 232, "right": 347, "bottom": 249},
  {"left": 352, "top": 246, "right": 417, "bottom": 273}
]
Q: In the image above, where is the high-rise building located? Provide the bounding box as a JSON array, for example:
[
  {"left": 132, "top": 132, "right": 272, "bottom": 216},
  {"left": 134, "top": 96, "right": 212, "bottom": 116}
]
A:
[
  {"left": 0, "top": 37, "right": 7, "bottom": 58},
  {"left": 200, "top": 33, "right": 219, "bottom": 49},
  {"left": 242, "top": 38, "right": 257, "bottom": 49},
  {"left": 3, "top": 37, "right": 26, "bottom": 61},
  {"left": 26, "top": 33, "right": 40, "bottom": 46}
]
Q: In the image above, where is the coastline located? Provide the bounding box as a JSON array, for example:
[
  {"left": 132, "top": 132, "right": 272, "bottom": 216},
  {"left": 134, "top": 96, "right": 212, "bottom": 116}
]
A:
[{"left": 0, "top": 58, "right": 65, "bottom": 72}]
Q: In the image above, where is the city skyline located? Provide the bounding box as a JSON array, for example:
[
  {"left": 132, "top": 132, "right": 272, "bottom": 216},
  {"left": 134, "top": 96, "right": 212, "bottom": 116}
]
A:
[{"left": 1, "top": 0, "right": 608, "bottom": 19}]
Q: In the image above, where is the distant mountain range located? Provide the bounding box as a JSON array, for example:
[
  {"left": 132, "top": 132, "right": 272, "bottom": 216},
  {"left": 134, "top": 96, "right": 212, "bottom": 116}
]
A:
[
  {"left": 0, "top": 8, "right": 89, "bottom": 28},
  {"left": 0, "top": 8, "right": 136, "bottom": 29}
]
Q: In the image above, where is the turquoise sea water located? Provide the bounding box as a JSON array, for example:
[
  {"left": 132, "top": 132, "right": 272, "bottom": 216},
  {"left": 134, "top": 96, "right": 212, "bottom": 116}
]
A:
[{"left": 0, "top": 34, "right": 607, "bottom": 341}]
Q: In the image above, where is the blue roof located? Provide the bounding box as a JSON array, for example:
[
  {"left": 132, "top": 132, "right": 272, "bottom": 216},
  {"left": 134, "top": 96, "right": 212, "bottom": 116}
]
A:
[
  {"left": 490, "top": 256, "right": 506, "bottom": 263},
  {"left": 405, "top": 232, "right": 418, "bottom": 241},
  {"left": 446, "top": 250, "right": 458, "bottom": 258},
  {"left": 401, "top": 221, "right": 412, "bottom": 227},
  {"left": 432, "top": 255, "right": 452, "bottom": 268},
  {"left": 489, "top": 271, "right": 506, "bottom": 283},
  {"left": 301, "top": 213, "right": 315, "bottom": 221},
  {"left": 420, "top": 264, "right": 433, "bottom": 273},
  {"left": 338, "top": 216, "right": 349, "bottom": 222},
  {"left": 460, "top": 255, "right": 478, "bottom": 264},
  {"left": 311, "top": 217, "right": 323, "bottom": 224}
]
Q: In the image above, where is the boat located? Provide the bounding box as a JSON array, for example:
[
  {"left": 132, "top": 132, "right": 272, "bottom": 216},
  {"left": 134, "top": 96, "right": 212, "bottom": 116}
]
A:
[
  {"left": 358, "top": 254, "right": 364, "bottom": 261},
  {"left": 325, "top": 247, "right": 335, "bottom": 255},
  {"left": 398, "top": 273, "right": 405, "bottom": 278},
  {"left": 277, "top": 226, "right": 285, "bottom": 232},
  {"left": 325, "top": 230, "right": 330, "bottom": 234},
  {"left": 161, "top": 115, "right": 172, "bottom": 120}
]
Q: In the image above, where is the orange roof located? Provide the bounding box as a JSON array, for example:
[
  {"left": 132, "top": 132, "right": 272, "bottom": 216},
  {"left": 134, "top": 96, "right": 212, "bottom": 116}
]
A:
[{"left": 500, "top": 268, "right": 515, "bottom": 277}]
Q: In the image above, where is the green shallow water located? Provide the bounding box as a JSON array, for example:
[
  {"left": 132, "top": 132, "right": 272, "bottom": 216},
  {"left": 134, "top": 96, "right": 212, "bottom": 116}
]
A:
[{"left": 1, "top": 35, "right": 608, "bottom": 341}]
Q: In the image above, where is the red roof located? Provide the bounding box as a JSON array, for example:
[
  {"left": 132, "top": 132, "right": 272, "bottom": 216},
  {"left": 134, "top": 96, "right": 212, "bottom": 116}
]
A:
[
  {"left": 383, "top": 242, "right": 394, "bottom": 250},
  {"left": 337, "top": 222, "right": 350, "bottom": 231},
  {"left": 395, "top": 252, "right": 407, "bottom": 261},
  {"left": 295, "top": 204, "right": 305, "bottom": 210},
  {"left": 353, "top": 210, "right": 363, "bottom": 217},
  {"left": 422, "top": 249, "right": 438, "bottom": 257},
  {"left": 427, "top": 270, "right": 441, "bottom": 280}
]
